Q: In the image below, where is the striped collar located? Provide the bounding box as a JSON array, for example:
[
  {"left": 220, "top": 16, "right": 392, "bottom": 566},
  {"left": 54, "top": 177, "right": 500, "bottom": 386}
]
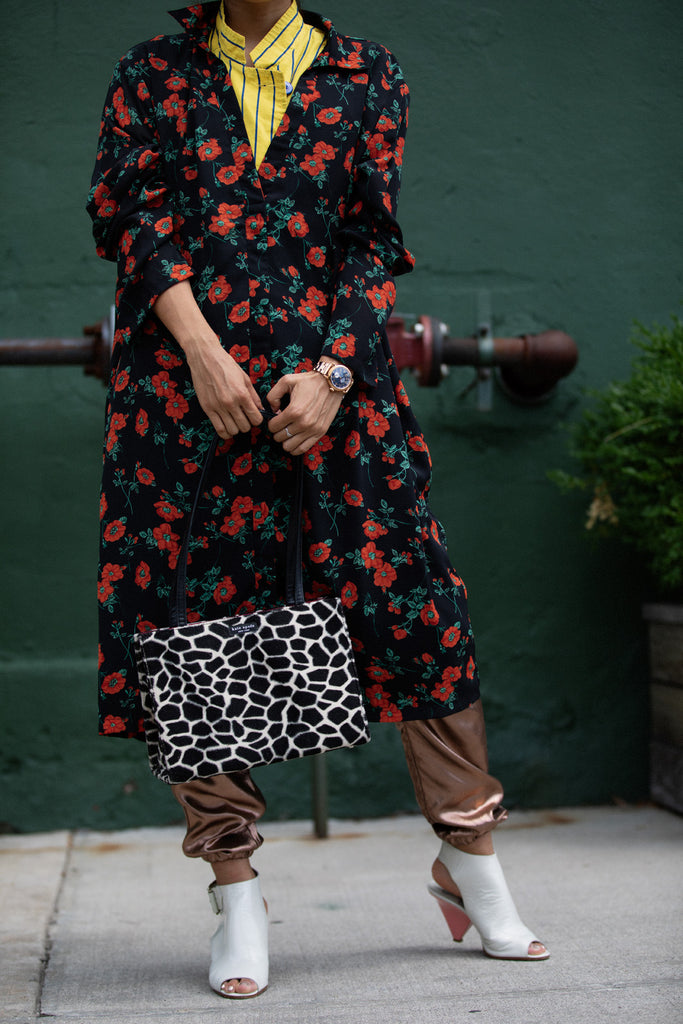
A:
[
  {"left": 169, "top": 5, "right": 373, "bottom": 72},
  {"left": 210, "top": 1, "right": 312, "bottom": 73}
]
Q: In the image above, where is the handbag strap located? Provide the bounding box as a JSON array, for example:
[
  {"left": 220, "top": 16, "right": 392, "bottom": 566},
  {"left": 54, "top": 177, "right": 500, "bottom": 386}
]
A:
[{"left": 170, "top": 435, "right": 305, "bottom": 628}]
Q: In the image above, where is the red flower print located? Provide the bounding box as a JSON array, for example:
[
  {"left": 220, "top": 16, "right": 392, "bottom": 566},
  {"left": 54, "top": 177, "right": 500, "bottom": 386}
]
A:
[
  {"left": 97, "top": 578, "right": 113, "bottom": 603},
  {"left": 340, "top": 581, "right": 358, "bottom": 608},
  {"left": 253, "top": 501, "right": 268, "bottom": 529},
  {"left": 134, "top": 409, "right": 149, "bottom": 437},
  {"left": 245, "top": 213, "right": 264, "bottom": 239},
  {"left": 233, "top": 143, "right": 251, "bottom": 165},
  {"left": 441, "top": 625, "right": 461, "bottom": 648},
  {"left": 373, "top": 562, "right": 397, "bottom": 590},
  {"left": 366, "top": 683, "right": 389, "bottom": 707},
  {"left": 317, "top": 107, "right": 341, "bottom": 125},
  {"left": 208, "top": 276, "right": 232, "bottom": 303},
  {"left": 386, "top": 476, "right": 402, "bottom": 490},
  {"left": 420, "top": 600, "right": 439, "bottom": 626},
  {"left": 259, "top": 162, "right": 276, "bottom": 180},
  {"left": 112, "top": 87, "right": 131, "bottom": 128},
  {"left": 307, "top": 246, "right": 326, "bottom": 268},
  {"left": 165, "top": 393, "right": 189, "bottom": 421},
  {"left": 366, "top": 280, "right": 395, "bottom": 310},
  {"left": 170, "top": 263, "right": 192, "bottom": 281},
  {"left": 362, "top": 519, "right": 388, "bottom": 539},
  {"left": 360, "top": 541, "right": 384, "bottom": 568},
  {"left": 367, "top": 663, "right": 392, "bottom": 683},
  {"left": 379, "top": 702, "right": 403, "bottom": 723},
  {"left": 303, "top": 447, "right": 323, "bottom": 472},
  {"left": 99, "top": 493, "right": 108, "bottom": 521},
  {"left": 231, "top": 495, "right": 253, "bottom": 515},
  {"left": 431, "top": 679, "right": 454, "bottom": 702},
  {"left": 442, "top": 666, "right": 462, "bottom": 685},
  {"left": 408, "top": 435, "right": 428, "bottom": 452},
  {"left": 137, "top": 81, "right": 150, "bottom": 102},
  {"left": 101, "top": 563, "right": 125, "bottom": 582},
  {"left": 103, "top": 520, "right": 126, "bottom": 543},
  {"left": 151, "top": 371, "right": 176, "bottom": 397},
  {"left": 101, "top": 672, "right": 126, "bottom": 695},
  {"left": 217, "top": 165, "right": 240, "bottom": 186},
  {"left": 113, "top": 368, "right": 129, "bottom": 392},
  {"left": 136, "top": 467, "right": 155, "bottom": 485},
  {"left": 300, "top": 152, "right": 325, "bottom": 177},
  {"left": 154, "top": 500, "right": 183, "bottom": 521},
  {"left": 213, "top": 576, "right": 237, "bottom": 605},
  {"left": 344, "top": 431, "right": 361, "bottom": 457},
  {"left": 313, "top": 141, "right": 335, "bottom": 162},
  {"left": 331, "top": 334, "right": 356, "bottom": 358},
  {"left": 135, "top": 561, "right": 152, "bottom": 589},
  {"left": 375, "top": 114, "right": 397, "bottom": 133},
  {"left": 102, "top": 715, "right": 127, "bottom": 734},
  {"left": 344, "top": 488, "right": 363, "bottom": 507},
  {"left": 220, "top": 512, "right": 245, "bottom": 536},
  {"left": 209, "top": 203, "right": 241, "bottom": 236},
  {"left": 153, "top": 523, "right": 180, "bottom": 551},
  {"left": 198, "top": 138, "right": 222, "bottom": 161},
  {"left": 154, "top": 215, "right": 173, "bottom": 236},
  {"left": 250, "top": 355, "right": 267, "bottom": 380},
  {"left": 391, "top": 626, "right": 408, "bottom": 640},
  {"left": 149, "top": 56, "right": 168, "bottom": 70},
  {"left": 309, "top": 541, "right": 331, "bottom": 563},
  {"left": 164, "top": 74, "right": 187, "bottom": 91},
  {"left": 366, "top": 412, "right": 390, "bottom": 438},
  {"left": 162, "top": 92, "right": 186, "bottom": 119},
  {"left": 137, "top": 149, "right": 156, "bottom": 171},
  {"left": 287, "top": 212, "right": 309, "bottom": 237},
  {"left": 466, "top": 656, "right": 476, "bottom": 680},
  {"left": 298, "top": 286, "right": 325, "bottom": 322},
  {"left": 229, "top": 301, "right": 250, "bottom": 324},
  {"left": 232, "top": 453, "right": 252, "bottom": 476}
]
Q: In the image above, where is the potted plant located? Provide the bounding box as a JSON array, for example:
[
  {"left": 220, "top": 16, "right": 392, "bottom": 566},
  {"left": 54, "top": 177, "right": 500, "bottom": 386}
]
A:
[{"left": 552, "top": 314, "right": 683, "bottom": 812}]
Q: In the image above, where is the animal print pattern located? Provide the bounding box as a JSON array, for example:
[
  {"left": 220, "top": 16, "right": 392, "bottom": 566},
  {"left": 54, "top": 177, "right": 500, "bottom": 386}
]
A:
[{"left": 134, "top": 596, "right": 370, "bottom": 783}]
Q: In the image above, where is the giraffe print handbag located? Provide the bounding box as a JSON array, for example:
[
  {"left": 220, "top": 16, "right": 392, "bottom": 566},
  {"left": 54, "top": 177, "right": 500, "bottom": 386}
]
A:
[{"left": 133, "top": 438, "right": 370, "bottom": 784}]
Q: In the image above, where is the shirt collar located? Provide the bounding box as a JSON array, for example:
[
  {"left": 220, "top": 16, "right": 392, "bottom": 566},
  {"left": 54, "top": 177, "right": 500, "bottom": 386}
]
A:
[
  {"left": 212, "top": 1, "right": 306, "bottom": 68},
  {"left": 168, "top": 4, "right": 372, "bottom": 71}
]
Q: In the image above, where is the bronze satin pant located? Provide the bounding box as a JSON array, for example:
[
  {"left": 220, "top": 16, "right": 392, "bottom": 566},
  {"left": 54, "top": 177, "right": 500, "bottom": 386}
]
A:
[{"left": 172, "top": 700, "right": 506, "bottom": 862}]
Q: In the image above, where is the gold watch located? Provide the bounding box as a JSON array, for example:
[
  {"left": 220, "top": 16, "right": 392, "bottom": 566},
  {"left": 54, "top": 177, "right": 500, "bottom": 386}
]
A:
[{"left": 314, "top": 360, "right": 354, "bottom": 394}]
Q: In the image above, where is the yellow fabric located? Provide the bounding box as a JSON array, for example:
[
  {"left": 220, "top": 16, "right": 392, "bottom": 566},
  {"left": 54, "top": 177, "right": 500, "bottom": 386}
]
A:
[{"left": 209, "top": 2, "right": 327, "bottom": 168}]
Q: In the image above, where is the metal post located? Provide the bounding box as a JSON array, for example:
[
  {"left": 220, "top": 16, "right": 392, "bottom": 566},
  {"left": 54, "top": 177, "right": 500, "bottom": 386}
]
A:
[{"left": 311, "top": 754, "right": 329, "bottom": 838}]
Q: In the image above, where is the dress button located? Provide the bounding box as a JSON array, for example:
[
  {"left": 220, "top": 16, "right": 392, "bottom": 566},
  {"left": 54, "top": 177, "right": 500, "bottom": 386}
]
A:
[{"left": 285, "top": 81, "right": 293, "bottom": 95}]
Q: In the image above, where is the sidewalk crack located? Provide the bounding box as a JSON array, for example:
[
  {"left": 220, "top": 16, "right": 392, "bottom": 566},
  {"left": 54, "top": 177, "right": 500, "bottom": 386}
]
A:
[{"left": 35, "top": 831, "right": 74, "bottom": 1019}]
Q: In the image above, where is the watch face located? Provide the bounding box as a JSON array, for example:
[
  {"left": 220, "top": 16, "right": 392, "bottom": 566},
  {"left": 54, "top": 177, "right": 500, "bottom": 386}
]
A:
[{"left": 329, "top": 365, "right": 352, "bottom": 390}]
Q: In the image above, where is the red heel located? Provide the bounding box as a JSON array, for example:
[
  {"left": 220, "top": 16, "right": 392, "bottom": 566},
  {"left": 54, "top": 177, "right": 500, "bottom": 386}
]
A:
[{"left": 427, "top": 883, "right": 472, "bottom": 942}]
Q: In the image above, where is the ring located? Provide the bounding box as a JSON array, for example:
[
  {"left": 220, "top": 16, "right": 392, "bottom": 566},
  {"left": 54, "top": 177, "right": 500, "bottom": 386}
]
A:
[{"left": 285, "top": 426, "right": 292, "bottom": 438}]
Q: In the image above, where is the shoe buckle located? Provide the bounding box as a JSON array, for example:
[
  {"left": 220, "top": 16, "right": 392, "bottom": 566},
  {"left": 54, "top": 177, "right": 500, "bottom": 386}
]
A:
[{"left": 208, "top": 881, "right": 223, "bottom": 915}]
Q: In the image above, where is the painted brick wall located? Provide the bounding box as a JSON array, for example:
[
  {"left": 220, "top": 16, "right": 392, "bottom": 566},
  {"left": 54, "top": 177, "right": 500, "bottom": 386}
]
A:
[{"left": 1, "top": 0, "right": 681, "bottom": 831}]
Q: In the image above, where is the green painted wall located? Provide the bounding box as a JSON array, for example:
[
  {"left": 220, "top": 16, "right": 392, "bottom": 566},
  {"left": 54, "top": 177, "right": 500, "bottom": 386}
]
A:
[{"left": 1, "top": 1, "right": 681, "bottom": 832}]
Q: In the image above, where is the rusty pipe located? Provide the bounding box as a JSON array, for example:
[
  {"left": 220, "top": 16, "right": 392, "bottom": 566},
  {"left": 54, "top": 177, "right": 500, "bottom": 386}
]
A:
[
  {"left": 0, "top": 311, "right": 577, "bottom": 400},
  {"left": 387, "top": 315, "right": 578, "bottom": 400}
]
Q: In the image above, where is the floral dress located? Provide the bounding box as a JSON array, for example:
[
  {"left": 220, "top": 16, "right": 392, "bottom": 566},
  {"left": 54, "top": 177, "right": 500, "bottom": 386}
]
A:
[{"left": 88, "top": 2, "right": 480, "bottom": 739}]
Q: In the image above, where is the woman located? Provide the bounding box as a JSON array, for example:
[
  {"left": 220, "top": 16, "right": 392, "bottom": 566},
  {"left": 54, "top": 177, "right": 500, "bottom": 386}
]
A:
[{"left": 88, "top": 0, "right": 548, "bottom": 999}]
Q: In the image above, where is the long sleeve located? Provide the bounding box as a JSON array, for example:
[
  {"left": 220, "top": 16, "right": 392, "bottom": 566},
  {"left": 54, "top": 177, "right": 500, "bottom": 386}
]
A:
[
  {"left": 86, "top": 51, "right": 193, "bottom": 347},
  {"left": 320, "top": 48, "right": 414, "bottom": 387}
]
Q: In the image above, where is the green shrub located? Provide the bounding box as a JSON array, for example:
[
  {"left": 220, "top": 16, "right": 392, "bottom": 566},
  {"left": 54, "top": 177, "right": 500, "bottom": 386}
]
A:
[{"left": 552, "top": 315, "right": 683, "bottom": 591}]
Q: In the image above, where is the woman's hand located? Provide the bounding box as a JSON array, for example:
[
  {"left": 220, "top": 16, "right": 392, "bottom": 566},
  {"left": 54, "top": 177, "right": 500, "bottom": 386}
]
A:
[
  {"left": 267, "top": 369, "right": 345, "bottom": 454},
  {"left": 153, "top": 282, "right": 263, "bottom": 438}
]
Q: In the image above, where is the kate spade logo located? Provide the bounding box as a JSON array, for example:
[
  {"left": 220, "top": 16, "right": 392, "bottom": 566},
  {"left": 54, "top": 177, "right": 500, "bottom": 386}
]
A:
[{"left": 227, "top": 620, "right": 258, "bottom": 636}]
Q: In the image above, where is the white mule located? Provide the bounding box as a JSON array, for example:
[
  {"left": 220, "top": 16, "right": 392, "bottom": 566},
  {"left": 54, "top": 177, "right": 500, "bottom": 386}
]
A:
[
  {"left": 208, "top": 874, "right": 269, "bottom": 998},
  {"left": 429, "top": 841, "right": 549, "bottom": 960}
]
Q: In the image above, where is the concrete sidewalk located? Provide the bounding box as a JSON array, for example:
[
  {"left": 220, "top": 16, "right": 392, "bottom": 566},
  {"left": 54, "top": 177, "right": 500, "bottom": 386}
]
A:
[{"left": 2, "top": 805, "right": 682, "bottom": 1024}]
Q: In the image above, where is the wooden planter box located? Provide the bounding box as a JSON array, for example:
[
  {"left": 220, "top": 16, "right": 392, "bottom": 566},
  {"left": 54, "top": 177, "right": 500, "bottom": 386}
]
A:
[{"left": 643, "top": 603, "right": 683, "bottom": 814}]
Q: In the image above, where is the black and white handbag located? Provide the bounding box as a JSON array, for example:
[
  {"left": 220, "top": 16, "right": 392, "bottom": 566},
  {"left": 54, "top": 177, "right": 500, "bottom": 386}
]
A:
[{"left": 133, "top": 436, "right": 370, "bottom": 784}]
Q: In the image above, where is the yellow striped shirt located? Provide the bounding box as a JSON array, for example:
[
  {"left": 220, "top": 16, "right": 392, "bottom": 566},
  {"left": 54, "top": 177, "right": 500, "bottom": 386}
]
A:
[{"left": 209, "top": 2, "right": 327, "bottom": 168}]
